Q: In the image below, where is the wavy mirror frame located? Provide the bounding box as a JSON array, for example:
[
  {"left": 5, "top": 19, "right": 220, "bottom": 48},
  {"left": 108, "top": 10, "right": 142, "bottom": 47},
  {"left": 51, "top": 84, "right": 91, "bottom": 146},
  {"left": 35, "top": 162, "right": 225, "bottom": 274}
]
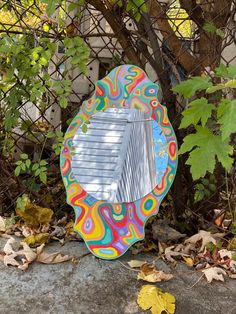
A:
[{"left": 60, "top": 64, "right": 178, "bottom": 260}]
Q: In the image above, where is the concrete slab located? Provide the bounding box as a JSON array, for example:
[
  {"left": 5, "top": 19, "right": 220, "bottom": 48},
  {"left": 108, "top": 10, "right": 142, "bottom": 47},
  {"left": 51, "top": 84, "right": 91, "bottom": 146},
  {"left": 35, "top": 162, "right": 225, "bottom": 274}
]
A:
[{"left": 0, "top": 238, "right": 235, "bottom": 314}]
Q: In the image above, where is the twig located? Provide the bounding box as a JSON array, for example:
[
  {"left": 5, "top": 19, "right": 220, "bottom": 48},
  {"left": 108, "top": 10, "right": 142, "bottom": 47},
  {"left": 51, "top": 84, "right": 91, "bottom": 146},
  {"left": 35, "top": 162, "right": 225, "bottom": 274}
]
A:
[{"left": 186, "top": 273, "right": 204, "bottom": 289}]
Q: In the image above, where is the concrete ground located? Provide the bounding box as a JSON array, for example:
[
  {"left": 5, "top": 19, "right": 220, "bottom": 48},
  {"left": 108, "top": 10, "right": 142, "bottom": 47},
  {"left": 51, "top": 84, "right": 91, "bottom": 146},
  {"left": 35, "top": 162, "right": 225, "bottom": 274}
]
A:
[{"left": 0, "top": 238, "right": 235, "bottom": 314}]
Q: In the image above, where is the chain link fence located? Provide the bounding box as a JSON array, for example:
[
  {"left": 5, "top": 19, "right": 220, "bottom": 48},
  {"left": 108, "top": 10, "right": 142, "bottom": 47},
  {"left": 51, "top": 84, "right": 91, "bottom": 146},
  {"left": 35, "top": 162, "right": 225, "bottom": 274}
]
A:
[{"left": 0, "top": 0, "right": 235, "bottom": 226}]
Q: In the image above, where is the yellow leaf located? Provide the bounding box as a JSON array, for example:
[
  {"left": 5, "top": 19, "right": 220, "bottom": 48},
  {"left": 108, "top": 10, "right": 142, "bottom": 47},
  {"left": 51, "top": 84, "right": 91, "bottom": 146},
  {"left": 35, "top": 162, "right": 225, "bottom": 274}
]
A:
[
  {"left": 65, "top": 220, "right": 74, "bottom": 235},
  {"left": 137, "top": 285, "right": 176, "bottom": 314},
  {"left": 127, "top": 260, "right": 147, "bottom": 268},
  {"left": 137, "top": 263, "right": 173, "bottom": 283},
  {"left": 23, "top": 233, "right": 49, "bottom": 246},
  {"left": 16, "top": 201, "right": 53, "bottom": 226},
  {"left": 183, "top": 257, "right": 194, "bottom": 267}
]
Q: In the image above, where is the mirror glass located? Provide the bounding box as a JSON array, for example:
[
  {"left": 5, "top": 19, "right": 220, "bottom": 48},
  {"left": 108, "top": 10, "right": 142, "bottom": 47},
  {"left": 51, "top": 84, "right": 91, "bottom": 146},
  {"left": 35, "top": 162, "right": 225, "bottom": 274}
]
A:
[{"left": 71, "top": 108, "right": 168, "bottom": 203}]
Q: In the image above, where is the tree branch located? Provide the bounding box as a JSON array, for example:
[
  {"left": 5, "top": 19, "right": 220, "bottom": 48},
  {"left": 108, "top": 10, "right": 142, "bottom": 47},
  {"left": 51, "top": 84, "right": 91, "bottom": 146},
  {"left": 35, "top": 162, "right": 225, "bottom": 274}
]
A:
[
  {"left": 150, "top": 0, "right": 198, "bottom": 74},
  {"left": 87, "top": 0, "right": 142, "bottom": 66},
  {"left": 179, "top": 0, "right": 205, "bottom": 27}
]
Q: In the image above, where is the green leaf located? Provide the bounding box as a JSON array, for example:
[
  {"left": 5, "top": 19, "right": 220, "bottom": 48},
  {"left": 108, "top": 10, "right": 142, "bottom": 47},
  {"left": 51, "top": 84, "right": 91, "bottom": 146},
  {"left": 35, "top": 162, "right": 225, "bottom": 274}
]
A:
[
  {"left": 81, "top": 124, "right": 88, "bottom": 133},
  {"left": 35, "top": 168, "right": 41, "bottom": 177},
  {"left": 15, "top": 160, "right": 23, "bottom": 166},
  {"left": 39, "top": 172, "right": 47, "bottom": 184},
  {"left": 46, "top": 131, "right": 56, "bottom": 139},
  {"left": 42, "top": 0, "right": 59, "bottom": 17},
  {"left": 179, "top": 126, "right": 233, "bottom": 179},
  {"left": 40, "top": 160, "right": 48, "bottom": 166},
  {"left": 180, "top": 98, "right": 214, "bottom": 128},
  {"left": 215, "top": 64, "right": 236, "bottom": 79},
  {"left": 203, "top": 22, "right": 217, "bottom": 33},
  {"left": 15, "top": 166, "right": 21, "bottom": 177},
  {"left": 172, "top": 77, "right": 212, "bottom": 99},
  {"left": 20, "top": 153, "right": 28, "bottom": 160},
  {"left": 59, "top": 97, "right": 68, "bottom": 108},
  {"left": 225, "top": 79, "right": 236, "bottom": 88},
  {"left": 194, "top": 188, "right": 205, "bottom": 203},
  {"left": 32, "top": 163, "right": 40, "bottom": 171},
  {"left": 217, "top": 99, "right": 236, "bottom": 140},
  {"left": 25, "top": 159, "right": 31, "bottom": 169},
  {"left": 206, "top": 84, "right": 225, "bottom": 94}
]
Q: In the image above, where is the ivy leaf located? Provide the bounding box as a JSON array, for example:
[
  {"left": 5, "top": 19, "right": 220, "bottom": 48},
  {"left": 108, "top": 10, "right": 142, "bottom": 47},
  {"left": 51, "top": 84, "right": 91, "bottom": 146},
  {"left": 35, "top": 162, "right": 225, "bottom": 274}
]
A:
[
  {"left": 172, "top": 77, "right": 212, "bottom": 99},
  {"left": 217, "top": 99, "right": 236, "bottom": 140},
  {"left": 179, "top": 126, "right": 233, "bottom": 179},
  {"left": 180, "top": 98, "right": 214, "bottom": 128}
]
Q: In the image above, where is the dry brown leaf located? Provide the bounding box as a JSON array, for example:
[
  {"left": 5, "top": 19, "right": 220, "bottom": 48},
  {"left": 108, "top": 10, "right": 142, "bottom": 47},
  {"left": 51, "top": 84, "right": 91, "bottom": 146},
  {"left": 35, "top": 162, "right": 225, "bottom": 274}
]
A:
[
  {"left": 36, "top": 251, "right": 74, "bottom": 264},
  {"left": 202, "top": 265, "right": 227, "bottom": 283},
  {"left": 137, "top": 263, "right": 173, "bottom": 283},
  {"left": 19, "top": 243, "right": 37, "bottom": 262},
  {"left": 4, "top": 254, "right": 20, "bottom": 267},
  {"left": 218, "top": 249, "right": 233, "bottom": 260},
  {"left": 164, "top": 245, "right": 189, "bottom": 263},
  {"left": 3, "top": 237, "right": 16, "bottom": 255},
  {"left": 0, "top": 216, "right": 6, "bottom": 232},
  {"left": 127, "top": 260, "right": 147, "bottom": 268},
  {"left": 228, "top": 273, "right": 236, "bottom": 279},
  {"left": 185, "top": 230, "right": 224, "bottom": 252}
]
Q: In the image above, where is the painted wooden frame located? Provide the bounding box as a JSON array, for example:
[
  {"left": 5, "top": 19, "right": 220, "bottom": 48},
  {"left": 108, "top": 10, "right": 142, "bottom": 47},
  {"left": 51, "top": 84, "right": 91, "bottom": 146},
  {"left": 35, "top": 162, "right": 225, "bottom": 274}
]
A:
[{"left": 60, "top": 64, "right": 178, "bottom": 259}]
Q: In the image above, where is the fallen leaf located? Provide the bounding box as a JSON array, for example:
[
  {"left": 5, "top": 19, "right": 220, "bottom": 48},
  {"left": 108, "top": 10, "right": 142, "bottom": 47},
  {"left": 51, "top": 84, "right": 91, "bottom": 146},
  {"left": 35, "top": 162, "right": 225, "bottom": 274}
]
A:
[
  {"left": 3, "top": 237, "right": 17, "bottom": 255},
  {"left": 183, "top": 256, "right": 194, "bottom": 267},
  {"left": 0, "top": 237, "right": 74, "bottom": 270},
  {"left": 4, "top": 254, "right": 20, "bottom": 267},
  {"left": 36, "top": 251, "right": 74, "bottom": 264},
  {"left": 16, "top": 198, "right": 53, "bottom": 226},
  {"left": 127, "top": 260, "right": 147, "bottom": 268},
  {"left": 164, "top": 245, "right": 189, "bottom": 263},
  {"left": 218, "top": 249, "right": 233, "bottom": 260},
  {"left": 185, "top": 230, "right": 224, "bottom": 252},
  {"left": 18, "top": 243, "right": 37, "bottom": 262},
  {"left": 0, "top": 216, "right": 6, "bottom": 232},
  {"left": 137, "top": 263, "right": 173, "bottom": 283},
  {"left": 228, "top": 273, "right": 236, "bottom": 279},
  {"left": 137, "top": 285, "right": 176, "bottom": 314},
  {"left": 202, "top": 265, "right": 227, "bottom": 283},
  {"left": 65, "top": 220, "right": 74, "bottom": 235},
  {"left": 23, "top": 233, "right": 49, "bottom": 246}
]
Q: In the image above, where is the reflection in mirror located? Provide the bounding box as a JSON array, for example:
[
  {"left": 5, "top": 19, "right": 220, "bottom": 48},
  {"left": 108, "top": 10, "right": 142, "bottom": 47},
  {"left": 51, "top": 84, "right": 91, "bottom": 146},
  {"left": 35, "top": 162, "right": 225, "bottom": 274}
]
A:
[{"left": 71, "top": 108, "right": 168, "bottom": 203}]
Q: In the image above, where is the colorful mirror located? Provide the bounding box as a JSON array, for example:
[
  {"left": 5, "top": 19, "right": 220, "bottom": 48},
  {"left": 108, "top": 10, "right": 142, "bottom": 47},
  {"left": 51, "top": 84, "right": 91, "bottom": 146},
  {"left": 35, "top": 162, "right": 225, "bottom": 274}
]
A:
[{"left": 60, "top": 65, "right": 178, "bottom": 259}]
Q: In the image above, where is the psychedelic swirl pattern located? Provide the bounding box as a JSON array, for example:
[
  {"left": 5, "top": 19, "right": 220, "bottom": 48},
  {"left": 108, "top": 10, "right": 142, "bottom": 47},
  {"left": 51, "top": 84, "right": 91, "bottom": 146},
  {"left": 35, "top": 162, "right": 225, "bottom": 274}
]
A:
[{"left": 60, "top": 65, "right": 178, "bottom": 259}]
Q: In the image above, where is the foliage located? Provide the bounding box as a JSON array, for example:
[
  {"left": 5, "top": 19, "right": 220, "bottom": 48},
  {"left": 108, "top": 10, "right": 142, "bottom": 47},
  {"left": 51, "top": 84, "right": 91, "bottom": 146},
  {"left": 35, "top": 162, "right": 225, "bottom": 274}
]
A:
[
  {"left": 14, "top": 153, "right": 48, "bottom": 184},
  {"left": 194, "top": 175, "right": 217, "bottom": 203},
  {"left": 137, "top": 285, "right": 176, "bottom": 314},
  {"left": 173, "top": 65, "right": 236, "bottom": 181},
  {"left": 0, "top": 1, "right": 90, "bottom": 191},
  {"left": 109, "top": 0, "right": 147, "bottom": 22},
  {"left": 47, "top": 131, "right": 64, "bottom": 155}
]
